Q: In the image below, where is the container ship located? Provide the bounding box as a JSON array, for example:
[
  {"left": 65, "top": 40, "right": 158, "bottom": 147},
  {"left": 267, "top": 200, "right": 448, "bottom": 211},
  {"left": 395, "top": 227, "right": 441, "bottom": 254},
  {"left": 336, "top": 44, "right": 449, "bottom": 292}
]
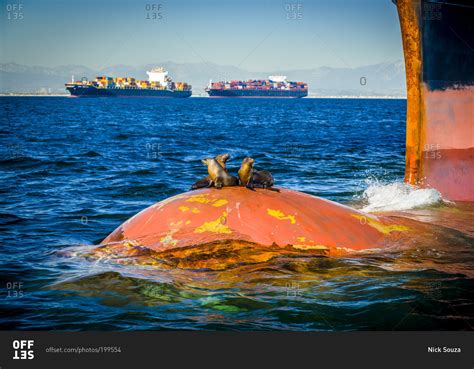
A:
[
  {"left": 65, "top": 67, "right": 192, "bottom": 98},
  {"left": 205, "top": 76, "right": 308, "bottom": 98}
]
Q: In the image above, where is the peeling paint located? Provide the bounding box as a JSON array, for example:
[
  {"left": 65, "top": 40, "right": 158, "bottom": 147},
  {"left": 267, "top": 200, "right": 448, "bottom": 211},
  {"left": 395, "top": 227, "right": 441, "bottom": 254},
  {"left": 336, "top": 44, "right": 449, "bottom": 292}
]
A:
[
  {"left": 212, "top": 199, "right": 228, "bottom": 207},
  {"left": 186, "top": 194, "right": 212, "bottom": 204},
  {"left": 123, "top": 239, "right": 140, "bottom": 247},
  {"left": 351, "top": 214, "right": 410, "bottom": 234},
  {"left": 194, "top": 212, "right": 232, "bottom": 234},
  {"left": 267, "top": 208, "right": 296, "bottom": 224},
  {"left": 160, "top": 234, "right": 178, "bottom": 247},
  {"left": 292, "top": 244, "right": 329, "bottom": 251}
]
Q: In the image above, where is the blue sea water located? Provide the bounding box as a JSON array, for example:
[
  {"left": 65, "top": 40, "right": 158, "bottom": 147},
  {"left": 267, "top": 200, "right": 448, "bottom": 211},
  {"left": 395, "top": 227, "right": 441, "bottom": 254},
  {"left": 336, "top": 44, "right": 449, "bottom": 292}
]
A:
[{"left": 0, "top": 97, "right": 472, "bottom": 331}]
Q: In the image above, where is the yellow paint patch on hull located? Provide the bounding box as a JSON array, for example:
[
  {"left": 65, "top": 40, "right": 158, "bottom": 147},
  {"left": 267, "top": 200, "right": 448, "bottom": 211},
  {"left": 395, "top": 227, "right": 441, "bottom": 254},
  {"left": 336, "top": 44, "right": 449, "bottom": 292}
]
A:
[
  {"left": 292, "top": 244, "right": 329, "bottom": 251},
  {"left": 212, "top": 199, "right": 228, "bottom": 207},
  {"left": 351, "top": 214, "right": 410, "bottom": 235},
  {"left": 194, "top": 212, "right": 232, "bottom": 234},
  {"left": 267, "top": 209, "right": 296, "bottom": 224},
  {"left": 160, "top": 234, "right": 178, "bottom": 247},
  {"left": 186, "top": 194, "right": 212, "bottom": 204}
]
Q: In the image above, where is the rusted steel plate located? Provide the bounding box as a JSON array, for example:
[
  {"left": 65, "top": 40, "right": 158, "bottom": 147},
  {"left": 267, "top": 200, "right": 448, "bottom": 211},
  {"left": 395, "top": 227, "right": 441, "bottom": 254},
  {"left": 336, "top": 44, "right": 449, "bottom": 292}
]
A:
[{"left": 100, "top": 187, "right": 410, "bottom": 258}]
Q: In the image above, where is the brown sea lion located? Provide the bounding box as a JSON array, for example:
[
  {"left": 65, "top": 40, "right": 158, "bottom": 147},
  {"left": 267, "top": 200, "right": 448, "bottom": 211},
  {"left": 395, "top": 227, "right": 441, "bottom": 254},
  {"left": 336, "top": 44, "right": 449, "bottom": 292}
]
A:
[
  {"left": 238, "top": 157, "right": 255, "bottom": 187},
  {"left": 191, "top": 153, "right": 230, "bottom": 190},
  {"left": 238, "top": 157, "right": 275, "bottom": 190},
  {"left": 202, "top": 157, "right": 239, "bottom": 189}
]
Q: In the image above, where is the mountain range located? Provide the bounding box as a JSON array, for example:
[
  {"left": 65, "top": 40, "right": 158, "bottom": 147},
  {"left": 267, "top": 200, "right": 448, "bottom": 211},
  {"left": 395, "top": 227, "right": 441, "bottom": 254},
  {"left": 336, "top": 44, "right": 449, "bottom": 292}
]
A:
[{"left": 0, "top": 61, "right": 406, "bottom": 97}]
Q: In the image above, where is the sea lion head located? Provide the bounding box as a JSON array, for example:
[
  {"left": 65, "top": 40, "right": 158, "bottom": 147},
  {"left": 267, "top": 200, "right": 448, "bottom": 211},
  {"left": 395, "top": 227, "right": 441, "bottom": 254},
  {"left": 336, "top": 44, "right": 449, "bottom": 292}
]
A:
[
  {"left": 201, "top": 158, "right": 214, "bottom": 166},
  {"left": 215, "top": 153, "right": 230, "bottom": 169},
  {"left": 215, "top": 153, "right": 230, "bottom": 162},
  {"left": 242, "top": 157, "right": 255, "bottom": 166}
]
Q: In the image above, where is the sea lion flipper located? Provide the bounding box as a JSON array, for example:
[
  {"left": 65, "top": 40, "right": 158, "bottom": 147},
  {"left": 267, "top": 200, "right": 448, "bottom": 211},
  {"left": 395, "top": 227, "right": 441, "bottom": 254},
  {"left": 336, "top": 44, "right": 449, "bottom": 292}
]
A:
[
  {"left": 191, "top": 176, "right": 212, "bottom": 190},
  {"left": 214, "top": 178, "right": 224, "bottom": 189},
  {"left": 267, "top": 187, "right": 280, "bottom": 192}
]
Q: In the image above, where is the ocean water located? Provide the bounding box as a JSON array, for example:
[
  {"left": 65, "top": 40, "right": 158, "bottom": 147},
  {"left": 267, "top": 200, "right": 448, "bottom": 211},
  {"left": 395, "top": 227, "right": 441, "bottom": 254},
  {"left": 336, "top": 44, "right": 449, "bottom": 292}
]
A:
[{"left": 0, "top": 97, "right": 472, "bottom": 331}]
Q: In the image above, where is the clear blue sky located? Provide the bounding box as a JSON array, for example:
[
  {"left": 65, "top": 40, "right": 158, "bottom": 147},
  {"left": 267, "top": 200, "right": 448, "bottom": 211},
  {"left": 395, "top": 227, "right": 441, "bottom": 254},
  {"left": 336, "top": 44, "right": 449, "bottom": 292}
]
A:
[{"left": 0, "top": 0, "right": 403, "bottom": 71}]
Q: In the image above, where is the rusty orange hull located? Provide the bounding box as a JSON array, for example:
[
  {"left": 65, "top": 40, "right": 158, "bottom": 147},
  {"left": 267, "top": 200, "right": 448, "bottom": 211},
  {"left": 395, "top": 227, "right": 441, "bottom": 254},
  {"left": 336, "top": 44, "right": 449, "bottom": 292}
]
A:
[
  {"left": 90, "top": 187, "right": 415, "bottom": 269},
  {"left": 422, "top": 88, "right": 474, "bottom": 201},
  {"left": 396, "top": 0, "right": 474, "bottom": 201}
]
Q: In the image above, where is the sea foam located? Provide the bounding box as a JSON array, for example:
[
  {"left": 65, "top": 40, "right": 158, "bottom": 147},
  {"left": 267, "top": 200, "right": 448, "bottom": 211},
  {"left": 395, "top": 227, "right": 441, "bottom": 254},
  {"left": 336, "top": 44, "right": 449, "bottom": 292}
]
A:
[{"left": 361, "top": 181, "right": 443, "bottom": 212}]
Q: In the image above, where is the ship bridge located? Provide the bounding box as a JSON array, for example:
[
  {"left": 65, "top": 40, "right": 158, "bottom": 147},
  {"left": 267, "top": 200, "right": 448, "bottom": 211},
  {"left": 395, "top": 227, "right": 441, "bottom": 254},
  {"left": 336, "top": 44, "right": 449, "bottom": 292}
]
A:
[
  {"left": 146, "top": 67, "right": 169, "bottom": 87},
  {"left": 269, "top": 75, "right": 287, "bottom": 83}
]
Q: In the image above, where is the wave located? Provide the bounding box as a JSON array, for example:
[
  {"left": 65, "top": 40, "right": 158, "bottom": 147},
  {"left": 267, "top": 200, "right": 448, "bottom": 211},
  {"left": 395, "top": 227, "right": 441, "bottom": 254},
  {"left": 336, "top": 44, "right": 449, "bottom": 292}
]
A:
[
  {"left": 360, "top": 181, "right": 443, "bottom": 212},
  {"left": 0, "top": 213, "right": 25, "bottom": 226},
  {"left": 80, "top": 150, "right": 102, "bottom": 157},
  {"left": 0, "top": 156, "right": 43, "bottom": 166}
]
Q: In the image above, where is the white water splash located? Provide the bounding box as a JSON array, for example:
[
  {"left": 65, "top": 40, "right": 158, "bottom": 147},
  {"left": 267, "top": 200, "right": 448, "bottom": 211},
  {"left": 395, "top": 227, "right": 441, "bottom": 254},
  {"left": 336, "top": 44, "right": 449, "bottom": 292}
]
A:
[{"left": 361, "top": 181, "right": 443, "bottom": 212}]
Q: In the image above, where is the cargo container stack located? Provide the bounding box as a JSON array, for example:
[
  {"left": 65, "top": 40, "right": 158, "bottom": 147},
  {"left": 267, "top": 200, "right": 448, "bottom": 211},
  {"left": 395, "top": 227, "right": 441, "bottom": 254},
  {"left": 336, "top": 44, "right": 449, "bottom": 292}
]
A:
[
  {"left": 65, "top": 67, "right": 192, "bottom": 97},
  {"left": 205, "top": 75, "right": 308, "bottom": 98}
]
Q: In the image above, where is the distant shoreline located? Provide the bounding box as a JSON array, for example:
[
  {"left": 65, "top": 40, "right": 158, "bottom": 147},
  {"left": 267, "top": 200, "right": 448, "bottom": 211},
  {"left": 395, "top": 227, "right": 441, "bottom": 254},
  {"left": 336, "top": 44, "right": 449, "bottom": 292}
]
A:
[{"left": 1, "top": 94, "right": 407, "bottom": 99}]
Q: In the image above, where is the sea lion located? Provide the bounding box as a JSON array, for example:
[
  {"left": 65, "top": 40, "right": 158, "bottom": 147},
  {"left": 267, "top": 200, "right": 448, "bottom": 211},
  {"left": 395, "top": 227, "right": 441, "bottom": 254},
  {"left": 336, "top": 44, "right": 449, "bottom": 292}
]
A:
[
  {"left": 215, "top": 153, "right": 230, "bottom": 169},
  {"left": 202, "top": 157, "right": 239, "bottom": 189},
  {"left": 191, "top": 153, "right": 230, "bottom": 190},
  {"left": 238, "top": 157, "right": 255, "bottom": 187},
  {"left": 238, "top": 157, "right": 275, "bottom": 189}
]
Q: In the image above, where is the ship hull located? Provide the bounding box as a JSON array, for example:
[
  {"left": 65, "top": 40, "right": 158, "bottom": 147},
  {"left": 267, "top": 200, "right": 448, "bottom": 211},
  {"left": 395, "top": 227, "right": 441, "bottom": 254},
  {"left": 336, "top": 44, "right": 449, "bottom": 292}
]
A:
[
  {"left": 396, "top": 0, "right": 474, "bottom": 201},
  {"left": 66, "top": 85, "right": 191, "bottom": 98},
  {"left": 206, "top": 89, "right": 307, "bottom": 98}
]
